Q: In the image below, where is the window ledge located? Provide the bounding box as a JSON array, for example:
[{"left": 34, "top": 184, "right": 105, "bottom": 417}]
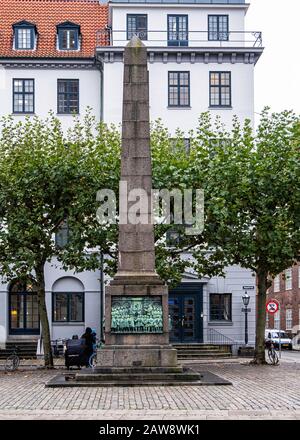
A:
[
  {"left": 52, "top": 322, "right": 85, "bottom": 326},
  {"left": 209, "top": 106, "right": 233, "bottom": 110},
  {"left": 208, "top": 321, "right": 233, "bottom": 326},
  {"left": 12, "top": 113, "right": 35, "bottom": 116},
  {"left": 56, "top": 113, "right": 80, "bottom": 116},
  {"left": 167, "top": 106, "right": 191, "bottom": 110}
]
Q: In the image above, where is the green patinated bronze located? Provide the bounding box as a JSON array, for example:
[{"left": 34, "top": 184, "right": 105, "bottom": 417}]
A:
[{"left": 111, "top": 296, "right": 163, "bottom": 334}]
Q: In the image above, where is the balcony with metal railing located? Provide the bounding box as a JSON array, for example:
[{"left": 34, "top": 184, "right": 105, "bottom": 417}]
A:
[{"left": 96, "top": 28, "right": 263, "bottom": 48}]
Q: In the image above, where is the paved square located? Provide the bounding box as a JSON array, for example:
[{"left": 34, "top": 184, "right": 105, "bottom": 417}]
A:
[{"left": 0, "top": 360, "right": 299, "bottom": 419}]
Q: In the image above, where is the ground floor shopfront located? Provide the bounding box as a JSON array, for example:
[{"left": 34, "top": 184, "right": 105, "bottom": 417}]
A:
[{"left": 0, "top": 261, "right": 256, "bottom": 349}]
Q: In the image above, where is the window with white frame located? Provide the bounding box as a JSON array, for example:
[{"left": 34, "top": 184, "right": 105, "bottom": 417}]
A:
[
  {"left": 285, "top": 268, "right": 292, "bottom": 290},
  {"left": 274, "top": 310, "right": 280, "bottom": 329},
  {"left": 274, "top": 275, "right": 280, "bottom": 292},
  {"left": 13, "top": 21, "right": 36, "bottom": 50},
  {"left": 286, "top": 309, "right": 292, "bottom": 330}
]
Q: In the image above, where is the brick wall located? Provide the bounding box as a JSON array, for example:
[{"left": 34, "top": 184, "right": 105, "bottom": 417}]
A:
[{"left": 267, "top": 263, "right": 300, "bottom": 335}]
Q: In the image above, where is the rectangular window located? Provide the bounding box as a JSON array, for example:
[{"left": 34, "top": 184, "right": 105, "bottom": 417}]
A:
[
  {"left": 274, "top": 275, "right": 280, "bottom": 292},
  {"left": 208, "top": 15, "right": 229, "bottom": 41},
  {"left": 15, "top": 27, "right": 34, "bottom": 50},
  {"left": 170, "top": 137, "right": 190, "bottom": 154},
  {"left": 57, "top": 79, "right": 79, "bottom": 114},
  {"left": 285, "top": 268, "right": 292, "bottom": 290},
  {"left": 210, "top": 72, "right": 231, "bottom": 107},
  {"left": 58, "top": 29, "right": 79, "bottom": 50},
  {"left": 55, "top": 220, "right": 69, "bottom": 248},
  {"left": 274, "top": 310, "right": 280, "bottom": 329},
  {"left": 13, "top": 79, "right": 34, "bottom": 113},
  {"left": 168, "top": 15, "right": 188, "bottom": 46},
  {"left": 53, "top": 292, "right": 84, "bottom": 322},
  {"left": 209, "top": 293, "right": 232, "bottom": 321},
  {"left": 127, "top": 14, "right": 148, "bottom": 40},
  {"left": 286, "top": 309, "right": 292, "bottom": 330},
  {"left": 168, "top": 72, "right": 190, "bottom": 107}
]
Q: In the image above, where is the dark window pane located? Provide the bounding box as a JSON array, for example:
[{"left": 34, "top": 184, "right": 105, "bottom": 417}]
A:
[
  {"left": 57, "top": 80, "right": 79, "bottom": 114},
  {"left": 70, "top": 294, "right": 84, "bottom": 322},
  {"left": 59, "top": 29, "right": 79, "bottom": 50},
  {"left": 53, "top": 294, "right": 68, "bottom": 322},
  {"left": 13, "top": 79, "right": 34, "bottom": 113},
  {"left": 168, "top": 15, "right": 188, "bottom": 46},
  {"left": 210, "top": 72, "right": 231, "bottom": 107},
  {"left": 210, "top": 294, "right": 232, "bottom": 321},
  {"left": 127, "top": 14, "right": 147, "bottom": 40},
  {"left": 208, "top": 15, "right": 228, "bottom": 41},
  {"left": 53, "top": 292, "right": 84, "bottom": 323},
  {"left": 168, "top": 72, "right": 190, "bottom": 107},
  {"left": 16, "top": 27, "right": 34, "bottom": 49}
]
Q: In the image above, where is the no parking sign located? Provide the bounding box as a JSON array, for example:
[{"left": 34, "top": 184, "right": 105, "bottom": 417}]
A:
[{"left": 266, "top": 299, "right": 279, "bottom": 314}]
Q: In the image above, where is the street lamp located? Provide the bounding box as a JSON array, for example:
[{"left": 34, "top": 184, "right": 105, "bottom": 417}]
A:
[{"left": 242, "top": 292, "right": 251, "bottom": 345}]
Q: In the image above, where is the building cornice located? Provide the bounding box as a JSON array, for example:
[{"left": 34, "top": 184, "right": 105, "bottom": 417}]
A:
[
  {"left": 96, "top": 46, "right": 263, "bottom": 65},
  {"left": 109, "top": 3, "right": 250, "bottom": 11},
  {"left": 0, "top": 58, "right": 98, "bottom": 69}
]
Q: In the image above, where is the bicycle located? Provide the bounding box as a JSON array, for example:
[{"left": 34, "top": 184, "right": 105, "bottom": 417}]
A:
[
  {"left": 88, "top": 340, "right": 102, "bottom": 368},
  {"left": 5, "top": 346, "right": 20, "bottom": 372},
  {"left": 267, "top": 342, "right": 279, "bottom": 365}
]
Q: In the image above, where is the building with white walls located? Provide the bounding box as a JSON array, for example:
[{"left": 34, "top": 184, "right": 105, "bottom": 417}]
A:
[
  {"left": 98, "top": 0, "right": 263, "bottom": 131},
  {"left": 0, "top": 0, "right": 262, "bottom": 351}
]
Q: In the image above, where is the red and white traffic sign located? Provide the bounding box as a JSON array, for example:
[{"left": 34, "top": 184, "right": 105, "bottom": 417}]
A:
[{"left": 266, "top": 299, "right": 279, "bottom": 314}]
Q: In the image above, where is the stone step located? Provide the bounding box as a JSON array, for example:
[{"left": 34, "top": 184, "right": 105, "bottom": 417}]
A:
[
  {"left": 178, "top": 354, "right": 232, "bottom": 359},
  {"left": 177, "top": 349, "right": 229, "bottom": 354},
  {"left": 46, "top": 371, "right": 233, "bottom": 388},
  {"left": 0, "top": 341, "right": 38, "bottom": 359},
  {"left": 173, "top": 345, "right": 231, "bottom": 350},
  {"left": 75, "top": 372, "right": 201, "bottom": 382}
]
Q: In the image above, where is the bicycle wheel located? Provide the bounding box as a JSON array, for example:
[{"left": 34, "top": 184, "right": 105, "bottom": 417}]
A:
[
  {"left": 89, "top": 353, "right": 97, "bottom": 369},
  {"left": 5, "top": 355, "right": 20, "bottom": 372},
  {"left": 268, "top": 349, "right": 279, "bottom": 365}
]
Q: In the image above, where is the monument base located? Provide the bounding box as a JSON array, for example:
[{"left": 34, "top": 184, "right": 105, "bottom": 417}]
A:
[{"left": 96, "top": 344, "right": 178, "bottom": 368}]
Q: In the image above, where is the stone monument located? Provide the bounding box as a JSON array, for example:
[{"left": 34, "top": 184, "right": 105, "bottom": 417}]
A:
[
  {"left": 46, "top": 37, "right": 232, "bottom": 387},
  {"left": 97, "top": 36, "right": 177, "bottom": 369}
]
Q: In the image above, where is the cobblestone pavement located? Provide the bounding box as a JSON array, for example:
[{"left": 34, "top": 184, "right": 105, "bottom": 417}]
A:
[{"left": 0, "top": 362, "right": 299, "bottom": 420}]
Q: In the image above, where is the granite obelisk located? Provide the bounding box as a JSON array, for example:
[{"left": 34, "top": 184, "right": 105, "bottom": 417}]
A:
[{"left": 97, "top": 36, "right": 177, "bottom": 368}]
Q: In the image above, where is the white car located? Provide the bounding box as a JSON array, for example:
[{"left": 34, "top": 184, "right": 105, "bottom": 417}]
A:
[{"left": 265, "top": 329, "right": 292, "bottom": 350}]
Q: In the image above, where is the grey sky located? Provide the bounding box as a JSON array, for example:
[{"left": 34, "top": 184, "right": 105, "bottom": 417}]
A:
[{"left": 246, "top": 0, "right": 300, "bottom": 115}]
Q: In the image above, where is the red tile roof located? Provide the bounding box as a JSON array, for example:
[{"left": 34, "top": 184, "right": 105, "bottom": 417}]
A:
[{"left": 0, "top": 0, "right": 109, "bottom": 59}]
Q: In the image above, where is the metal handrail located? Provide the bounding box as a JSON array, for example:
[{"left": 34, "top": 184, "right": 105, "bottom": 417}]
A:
[
  {"left": 96, "top": 29, "right": 263, "bottom": 48},
  {"left": 207, "top": 327, "right": 238, "bottom": 346}
]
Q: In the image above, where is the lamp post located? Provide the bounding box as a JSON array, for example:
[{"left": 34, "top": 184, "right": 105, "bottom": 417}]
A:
[{"left": 242, "top": 292, "right": 250, "bottom": 346}]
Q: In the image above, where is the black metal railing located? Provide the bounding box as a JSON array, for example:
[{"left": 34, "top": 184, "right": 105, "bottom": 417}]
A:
[
  {"left": 96, "top": 29, "right": 262, "bottom": 48},
  {"left": 207, "top": 328, "right": 238, "bottom": 346}
]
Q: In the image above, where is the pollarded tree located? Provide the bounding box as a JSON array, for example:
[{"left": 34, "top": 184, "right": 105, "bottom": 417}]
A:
[
  {"left": 0, "top": 112, "right": 120, "bottom": 367},
  {"left": 189, "top": 109, "right": 300, "bottom": 364}
]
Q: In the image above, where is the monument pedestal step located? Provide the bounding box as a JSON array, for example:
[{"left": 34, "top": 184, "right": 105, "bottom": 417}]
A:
[
  {"left": 96, "top": 345, "right": 178, "bottom": 368},
  {"left": 45, "top": 370, "right": 232, "bottom": 388}
]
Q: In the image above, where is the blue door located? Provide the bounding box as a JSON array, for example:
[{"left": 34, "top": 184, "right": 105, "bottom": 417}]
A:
[{"left": 169, "top": 284, "right": 203, "bottom": 343}]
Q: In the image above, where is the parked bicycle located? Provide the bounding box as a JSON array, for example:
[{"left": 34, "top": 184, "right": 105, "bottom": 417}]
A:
[
  {"left": 5, "top": 346, "right": 20, "bottom": 372},
  {"left": 267, "top": 341, "right": 279, "bottom": 365}
]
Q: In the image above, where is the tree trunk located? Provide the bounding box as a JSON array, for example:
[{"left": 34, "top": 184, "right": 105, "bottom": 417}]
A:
[
  {"left": 35, "top": 263, "right": 53, "bottom": 368},
  {"left": 254, "top": 268, "right": 268, "bottom": 365}
]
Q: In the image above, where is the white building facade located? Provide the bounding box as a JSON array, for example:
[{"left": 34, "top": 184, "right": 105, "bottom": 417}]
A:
[{"left": 0, "top": 0, "right": 262, "bottom": 350}]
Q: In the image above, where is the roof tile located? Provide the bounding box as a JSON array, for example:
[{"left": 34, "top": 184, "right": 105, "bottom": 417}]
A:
[{"left": 0, "top": 0, "right": 109, "bottom": 59}]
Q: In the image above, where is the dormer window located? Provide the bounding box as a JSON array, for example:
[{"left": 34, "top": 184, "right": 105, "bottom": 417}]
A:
[
  {"left": 57, "top": 22, "right": 80, "bottom": 51},
  {"left": 13, "top": 21, "right": 36, "bottom": 50}
]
